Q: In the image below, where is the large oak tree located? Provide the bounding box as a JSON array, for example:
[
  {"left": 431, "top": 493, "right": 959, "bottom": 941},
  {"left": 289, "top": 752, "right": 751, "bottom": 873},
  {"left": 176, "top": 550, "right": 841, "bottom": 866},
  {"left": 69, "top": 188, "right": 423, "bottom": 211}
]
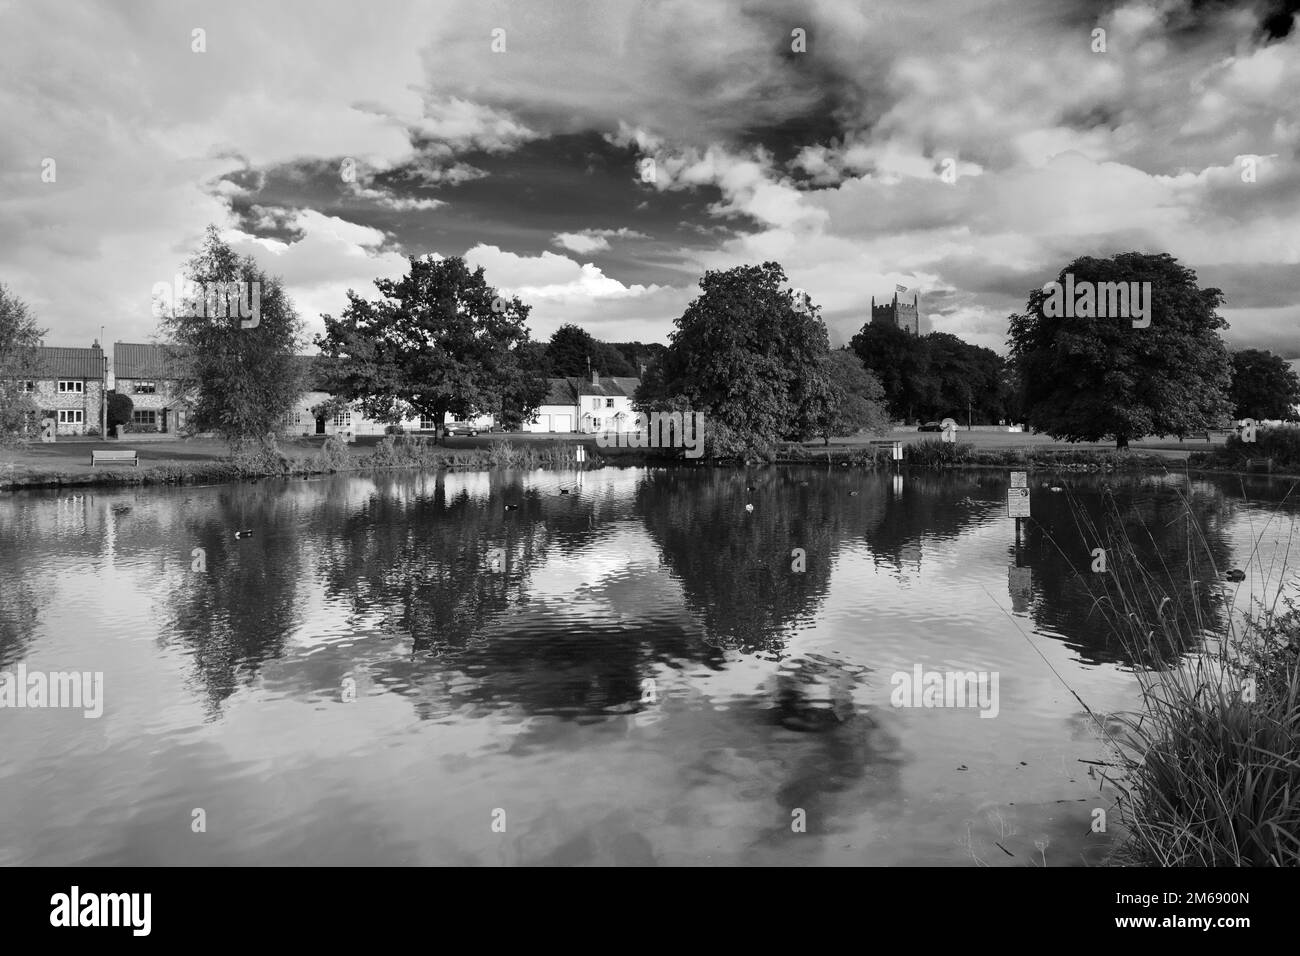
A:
[
  {"left": 316, "top": 256, "right": 546, "bottom": 438},
  {"left": 1008, "top": 252, "right": 1232, "bottom": 448}
]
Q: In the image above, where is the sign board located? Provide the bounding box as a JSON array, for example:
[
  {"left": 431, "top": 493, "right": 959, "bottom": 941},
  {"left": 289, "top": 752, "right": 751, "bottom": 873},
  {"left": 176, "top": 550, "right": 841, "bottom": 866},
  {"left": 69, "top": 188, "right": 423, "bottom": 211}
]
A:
[
  {"left": 891, "top": 441, "right": 903, "bottom": 461},
  {"left": 1007, "top": 487, "right": 1030, "bottom": 518},
  {"left": 1010, "top": 471, "right": 1027, "bottom": 488},
  {"left": 940, "top": 418, "right": 958, "bottom": 444}
]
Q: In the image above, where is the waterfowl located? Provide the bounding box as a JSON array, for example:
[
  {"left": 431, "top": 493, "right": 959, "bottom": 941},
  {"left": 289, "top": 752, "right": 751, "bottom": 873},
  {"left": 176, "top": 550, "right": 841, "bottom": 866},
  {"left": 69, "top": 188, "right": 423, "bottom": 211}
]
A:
[
  {"left": 1226, "top": 569, "right": 1246, "bottom": 582},
  {"left": 744, "top": 503, "right": 754, "bottom": 513},
  {"left": 849, "top": 491, "right": 859, "bottom": 497},
  {"left": 234, "top": 529, "right": 253, "bottom": 539},
  {"left": 559, "top": 489, "right": 570, "bottom": 495},
  {"left": 745, "top": 485, "right": 756, "bottom": 492},
  {"left": 1049, "top": 486, "right": 1063, "bottom": 493},
  {"left": 504, "top": 504, "right": 520, "bottom": 511}
]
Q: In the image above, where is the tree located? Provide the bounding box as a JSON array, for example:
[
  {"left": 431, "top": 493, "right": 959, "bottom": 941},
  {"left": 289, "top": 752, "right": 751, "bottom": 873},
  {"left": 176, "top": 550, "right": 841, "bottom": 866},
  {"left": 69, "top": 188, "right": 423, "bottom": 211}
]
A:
[
  {"left": 107, "top": 391, "right": 134, "bottom": 433},
  {"left": 1008, "top": 252, "right": 1232, "bottom": 449},
  {"left": 1229, "top": 349, "right": 1300, "bottom": 421},
  {"left": 636, "top": 262, "right": 831, "bottom": 457},
  {"left": 316, "top": 256, "right": 547, "bottom": 441},
  {"left": 160, "top": 226, "right": 304, "bottom": 451},
  {"left": 547, "top": 324, "right": 635, "bottom": 377},
  {"left": 610, "top": 341, "right": 667, "bottom": 377},
  {"left": 850, "top": 321, "right": 932, "bottom": 423},
  {"left": 0, "top": 284, "right": 43, "bottom": 445},
  {"left": 807, "top": 350, "right": 892, "bottom": 444}
]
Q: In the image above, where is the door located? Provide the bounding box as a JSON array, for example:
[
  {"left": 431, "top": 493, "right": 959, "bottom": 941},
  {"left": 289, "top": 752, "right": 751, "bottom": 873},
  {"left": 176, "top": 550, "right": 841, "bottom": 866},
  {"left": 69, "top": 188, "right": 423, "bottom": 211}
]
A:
[
  {"left": 161, "top": 408, "right": 169, "bottom": 434},
  {"left": 552, "top": 413, "right": 572, "bottom": 432},
  {"left": 315, "top": 416, "right": 326, "bottom": 435}
]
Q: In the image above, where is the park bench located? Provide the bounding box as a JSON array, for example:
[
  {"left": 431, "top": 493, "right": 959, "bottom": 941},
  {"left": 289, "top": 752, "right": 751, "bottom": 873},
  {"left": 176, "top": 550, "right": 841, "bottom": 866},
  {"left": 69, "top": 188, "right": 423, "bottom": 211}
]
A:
[
  {"left": 1245, "top": 457, "right": 1273, "bottom": 473},
  {"left": 90, "top": 449, "right": 138, "bottom": 467}
]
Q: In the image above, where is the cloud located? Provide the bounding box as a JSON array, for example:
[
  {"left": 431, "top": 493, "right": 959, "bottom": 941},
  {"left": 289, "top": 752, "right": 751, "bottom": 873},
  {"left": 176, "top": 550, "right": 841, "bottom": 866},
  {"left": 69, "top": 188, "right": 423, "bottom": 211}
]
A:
[{"left": 551, "top": 228, "right": 649, "bottom": 254}]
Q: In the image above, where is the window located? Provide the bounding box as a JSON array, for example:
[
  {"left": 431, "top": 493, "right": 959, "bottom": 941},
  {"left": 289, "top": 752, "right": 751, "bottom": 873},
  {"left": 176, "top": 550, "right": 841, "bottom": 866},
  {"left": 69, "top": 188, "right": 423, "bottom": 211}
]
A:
[
  {"left": 132, "top": 410, "right": 157, "bottom": 426},
  {"left": 20, "top": 381, "right": 34, "bottom": 393},
  {"left": 134, "top": 381, "right": 156, "bottom": 394},
  {"left": 333, "top": 411, "right": 352, "bottom": 427},
  {"left": 57, "top": 409, "right": 83, "bottom": 424},
  {"left": 58, "top": 380, "right": 83, "bottom": 393},
  {"left": 605, "top": 398, "right": 614, "bottom": 408},
  {"left": 293, "top": 412, "right": 303, "bottom": 425},
  {"left": 420, "top": 416, "right": 434, "bottom": 430},
  {"left": 591, "top": 398, "right": 600, "bottom": 410},
  {"left": 591, "top": 418, "right": 602, "bottom": 430}
]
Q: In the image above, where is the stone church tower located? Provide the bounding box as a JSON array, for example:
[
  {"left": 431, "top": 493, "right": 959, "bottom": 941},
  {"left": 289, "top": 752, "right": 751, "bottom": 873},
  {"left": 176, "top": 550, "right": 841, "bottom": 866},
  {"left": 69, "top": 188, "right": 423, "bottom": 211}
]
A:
[{"left": 871, "top": 291, "right": 924, "bottom": 335}]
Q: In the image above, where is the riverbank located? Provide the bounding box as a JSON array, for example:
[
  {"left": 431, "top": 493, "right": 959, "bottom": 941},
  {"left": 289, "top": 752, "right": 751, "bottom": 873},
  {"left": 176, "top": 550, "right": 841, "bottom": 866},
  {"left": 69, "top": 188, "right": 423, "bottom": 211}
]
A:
[
  {"left": 1077, "top": 503, "right": 1300, "bottom": 866},
  {"left": 4, "top": 432, "right": 1296, "bottom": 492}
]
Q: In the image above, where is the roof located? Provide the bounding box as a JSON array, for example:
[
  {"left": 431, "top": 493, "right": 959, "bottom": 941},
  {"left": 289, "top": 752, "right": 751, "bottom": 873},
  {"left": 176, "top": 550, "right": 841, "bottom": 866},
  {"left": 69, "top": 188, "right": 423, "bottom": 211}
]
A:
[
  {"left": 542, "top": 377, "right": 578, "bottom": 406},
  {"left": 31, "top": 346, "right": 104, "bottom": 379},
  {"left": 113, "top": 342, "right": 187, "bottom": 379},
  {"left": 572, "top": 375, "right": 641, "bottom": 397}
]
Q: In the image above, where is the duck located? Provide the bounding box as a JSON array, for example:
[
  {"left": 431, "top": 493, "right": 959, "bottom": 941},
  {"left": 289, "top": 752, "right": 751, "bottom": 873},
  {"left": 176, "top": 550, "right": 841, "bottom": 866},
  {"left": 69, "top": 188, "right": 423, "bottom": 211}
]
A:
[
  {"left": 745, "top": 485, "right": 756, "bottom": 492},
  {"left": 1049, "top": 486, "right": 1064, "bottom": 493},
  {"left": 1226, "top": 569, "right": 1246, "bottom": 582},
  {"left": 744, "top": 503, "right": 754, "bottom": 513},
  {"left": 504, "top": 504, "right": 520, "bottom": 512},
  {"left": 849, "top": 491, "right": 860, "bottom": 497},
  {"left": 234, "top": 529, "right": 253, "bottom": 539},
  {"left": 559, "top": 489, "right": 570, "bottom": 496}
]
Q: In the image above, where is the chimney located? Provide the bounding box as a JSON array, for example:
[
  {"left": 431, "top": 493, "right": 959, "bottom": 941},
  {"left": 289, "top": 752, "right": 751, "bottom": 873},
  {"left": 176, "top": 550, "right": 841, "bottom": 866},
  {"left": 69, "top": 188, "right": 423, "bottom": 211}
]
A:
[
  {"left": 91, "top": 339, "right": 101, "bottom": 351},
  {"left": 591, "top": 368, "right": 599, "bottom": 386}
]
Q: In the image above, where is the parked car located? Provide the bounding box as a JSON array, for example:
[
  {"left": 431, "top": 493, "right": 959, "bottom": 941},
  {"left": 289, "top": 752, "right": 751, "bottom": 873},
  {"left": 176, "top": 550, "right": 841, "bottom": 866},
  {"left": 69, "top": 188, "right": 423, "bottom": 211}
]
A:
[
  {"left": 446, "top": 424, "right": 479, "bottom": 436},
  {"left": 917, "top": 421, "right": 943, "bottom": 432}
]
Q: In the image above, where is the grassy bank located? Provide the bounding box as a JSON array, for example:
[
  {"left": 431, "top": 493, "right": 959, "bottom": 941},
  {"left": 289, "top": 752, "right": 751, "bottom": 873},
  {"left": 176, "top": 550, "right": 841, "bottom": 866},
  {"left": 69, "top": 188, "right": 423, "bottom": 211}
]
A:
[
  {"left": 1064, "top": 492, "right": 1300, "bottom": 866},
  {"left": 1, "top": 435, "right": 592, "bottom": 492},
  {"left": 777, "top": 438, "right": 1174, "bottom": 471}
]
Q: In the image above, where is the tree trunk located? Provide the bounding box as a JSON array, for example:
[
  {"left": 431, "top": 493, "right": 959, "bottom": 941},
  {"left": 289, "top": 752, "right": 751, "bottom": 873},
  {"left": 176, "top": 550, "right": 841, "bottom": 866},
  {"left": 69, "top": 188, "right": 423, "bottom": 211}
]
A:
[{"left": 1116, "top": 433, "right": 1129, "bottom": 450}]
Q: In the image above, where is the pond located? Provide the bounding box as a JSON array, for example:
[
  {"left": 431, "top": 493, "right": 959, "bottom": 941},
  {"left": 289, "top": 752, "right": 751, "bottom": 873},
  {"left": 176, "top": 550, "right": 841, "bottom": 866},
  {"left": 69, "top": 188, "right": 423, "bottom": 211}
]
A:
[{"left": 1, "top": 466, "right": 1295, "bottom": 865}]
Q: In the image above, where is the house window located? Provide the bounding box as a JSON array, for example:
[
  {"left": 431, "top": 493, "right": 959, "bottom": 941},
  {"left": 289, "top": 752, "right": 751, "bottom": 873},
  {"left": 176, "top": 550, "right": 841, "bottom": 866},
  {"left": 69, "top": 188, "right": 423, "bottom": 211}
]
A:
[
  {"left": 333, "top": 411, "right": 352, "bottom": 427},
  {"left": 57, "top": 409, "right": 83, "bottom": 424},
  {"left": 420, "top": 416, "right": 434, "bottom": 430},
  {"left": 132, "top": 410, "right": 157, "bottom": 426},
  {"left": 592, "top": 418, "right": 602, "bottom": 430},
  {"left": 591, "top": 398, "right": 600, "bottom": 410},
  {"left": 20, "top": 381, "right": 34, "bottom": 392},
  {"left": 293, "top": 412, "right": 303, "bottom": 425},
  {"left": 58, "top": 380, "right": 83, "bottom": 393},
  {"left": 605, "top": 398, "right": 614, "bottom": 408},
  {"left": 134, "top": 381, "right": 157, "bottom": 394}
]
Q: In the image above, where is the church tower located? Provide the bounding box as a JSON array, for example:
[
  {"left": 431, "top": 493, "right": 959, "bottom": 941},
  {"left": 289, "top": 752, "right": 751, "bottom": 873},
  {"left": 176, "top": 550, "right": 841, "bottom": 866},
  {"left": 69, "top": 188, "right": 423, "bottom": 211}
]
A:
[{"left": 871, "top": 290, "right": 923, "bottom": 335}]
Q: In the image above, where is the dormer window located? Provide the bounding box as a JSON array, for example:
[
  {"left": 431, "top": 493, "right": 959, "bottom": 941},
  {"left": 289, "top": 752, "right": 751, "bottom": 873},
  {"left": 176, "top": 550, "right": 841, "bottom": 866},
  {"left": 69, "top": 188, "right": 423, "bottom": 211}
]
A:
[{"left": 134, "top": 381, "right": 157, "bottom": 394}]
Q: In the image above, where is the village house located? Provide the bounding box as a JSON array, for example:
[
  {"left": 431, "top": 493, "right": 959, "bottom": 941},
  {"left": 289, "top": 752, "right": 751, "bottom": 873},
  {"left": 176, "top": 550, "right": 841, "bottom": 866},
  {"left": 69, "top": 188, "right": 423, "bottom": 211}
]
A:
[
  {"left": 22, "top": 343, "right": 109, "bottom": 436},
  {"left": 525, "top": 371, "right": 641, "bottom": 434},
  {"left": 279, "top": 356, "right": 495, "bottom": 438},
  {"left": 112, "top": 342, "right": 193, "bottom": 434}
]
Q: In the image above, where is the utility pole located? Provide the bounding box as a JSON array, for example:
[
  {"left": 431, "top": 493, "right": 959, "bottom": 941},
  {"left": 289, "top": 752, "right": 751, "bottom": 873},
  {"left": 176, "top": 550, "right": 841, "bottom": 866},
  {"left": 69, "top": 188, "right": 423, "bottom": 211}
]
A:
[{"left": 100, "top": 325, "right": 108, "bottom": 439}]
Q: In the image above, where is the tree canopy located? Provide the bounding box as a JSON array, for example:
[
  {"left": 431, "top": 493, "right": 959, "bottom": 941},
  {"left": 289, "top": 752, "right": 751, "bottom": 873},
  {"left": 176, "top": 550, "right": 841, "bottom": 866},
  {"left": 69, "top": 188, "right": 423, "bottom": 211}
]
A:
[
  {"left": 636, "top": 261, "right": 832, "bottom": 457},
  {"left": 160, "top": 226, "right": 304, "bottom": 450},
  {"left": 0, "top": 284, "right": 43, "bottom": 445},
  {"left": 1229, "top": 348, "right": 1300, "bottom": 421},
  {"left": 547, "top": 324, "right": 636, "bottom": 377},
  {"left": 1007, "top": 252, "right": 1232, "bottom": 448},
  {"left": 316, "top": 256, "right": 547, "bottom": 437}
]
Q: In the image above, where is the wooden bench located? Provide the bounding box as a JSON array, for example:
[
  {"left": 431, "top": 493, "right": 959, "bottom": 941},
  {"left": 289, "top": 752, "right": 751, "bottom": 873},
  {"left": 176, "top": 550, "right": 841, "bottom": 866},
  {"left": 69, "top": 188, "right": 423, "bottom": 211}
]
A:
[
  {"left": 90, "top": 449, "right": 138, "bottom": 467},
  {"left": 1245, "top": 457, "right": 1273, "bottom": 473}
]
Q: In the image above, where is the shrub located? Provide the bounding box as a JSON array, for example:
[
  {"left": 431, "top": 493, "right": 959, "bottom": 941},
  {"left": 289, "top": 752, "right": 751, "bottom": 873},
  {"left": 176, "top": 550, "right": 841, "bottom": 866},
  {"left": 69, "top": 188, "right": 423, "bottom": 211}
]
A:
[{"left": 315, "top": 433, "right": 350, "bottom": 471}]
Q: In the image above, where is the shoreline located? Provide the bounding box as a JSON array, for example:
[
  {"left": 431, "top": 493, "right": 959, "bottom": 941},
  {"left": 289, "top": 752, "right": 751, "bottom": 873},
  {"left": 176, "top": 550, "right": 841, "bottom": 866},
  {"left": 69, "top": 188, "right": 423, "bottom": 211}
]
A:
[{"left": 4, "top": 444, "right": 1296, "bottom": 493}]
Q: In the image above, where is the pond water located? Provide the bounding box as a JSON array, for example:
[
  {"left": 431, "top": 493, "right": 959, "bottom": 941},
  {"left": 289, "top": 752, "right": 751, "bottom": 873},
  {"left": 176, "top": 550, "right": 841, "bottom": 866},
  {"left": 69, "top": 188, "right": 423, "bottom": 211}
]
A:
[{"left": 1, "top": 466, "right": 1296, "bottom": 866}]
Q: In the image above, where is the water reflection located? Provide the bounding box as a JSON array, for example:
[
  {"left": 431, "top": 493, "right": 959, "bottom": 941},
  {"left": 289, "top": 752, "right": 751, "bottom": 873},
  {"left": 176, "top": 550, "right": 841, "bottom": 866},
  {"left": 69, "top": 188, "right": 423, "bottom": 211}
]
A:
[{"left": 1, "top": 466, "right": 1297, "bottom": 865}]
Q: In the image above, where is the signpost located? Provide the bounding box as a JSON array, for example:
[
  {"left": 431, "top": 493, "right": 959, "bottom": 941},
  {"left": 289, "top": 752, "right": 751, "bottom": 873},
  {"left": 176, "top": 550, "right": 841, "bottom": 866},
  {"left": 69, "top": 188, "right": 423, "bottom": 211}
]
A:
[
  {"left": 891, "top": 441, "right": 903, "bottom": 461},
  {"left": 1007, "top": 486, "right": 1030, "bottom": 517},
  {"left": 1010, "top": 471, "right": 1027, "bottom": 489}
]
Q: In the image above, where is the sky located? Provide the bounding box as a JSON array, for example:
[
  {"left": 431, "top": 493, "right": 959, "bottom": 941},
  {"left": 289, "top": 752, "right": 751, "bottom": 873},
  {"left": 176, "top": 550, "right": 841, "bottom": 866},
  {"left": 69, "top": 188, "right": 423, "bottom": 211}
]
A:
[{"left": 2, "top": 0, "right": 1299, "bottom": 357}]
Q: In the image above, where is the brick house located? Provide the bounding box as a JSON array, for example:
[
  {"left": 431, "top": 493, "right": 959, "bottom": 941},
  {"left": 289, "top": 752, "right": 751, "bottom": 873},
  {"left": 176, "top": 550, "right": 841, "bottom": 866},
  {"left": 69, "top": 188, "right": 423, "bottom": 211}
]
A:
[
  {"left": 24, "top": 343, "right": 108, "bottom": 436},
  {"left": 112, "top": 342, "right": 192, "bottom": 434}
]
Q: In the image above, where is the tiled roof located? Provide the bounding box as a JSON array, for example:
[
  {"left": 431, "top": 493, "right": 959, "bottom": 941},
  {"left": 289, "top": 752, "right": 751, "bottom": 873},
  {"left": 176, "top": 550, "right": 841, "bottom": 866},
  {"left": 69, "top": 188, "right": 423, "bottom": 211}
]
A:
[
  {"left": 540, "top": 376, "right": 642, "bottom": 404},
  {"left": 32, "top": 346, "right": 104, "bottom": 379},
  {"left": 113, "top": 342, "right": 187, "bottom": 379},
  {"left": 574, "top": 375, "right": 640, "bottom": 397},
  {"left": 541, "top": 378, "right": 577, "bottom": 406}
]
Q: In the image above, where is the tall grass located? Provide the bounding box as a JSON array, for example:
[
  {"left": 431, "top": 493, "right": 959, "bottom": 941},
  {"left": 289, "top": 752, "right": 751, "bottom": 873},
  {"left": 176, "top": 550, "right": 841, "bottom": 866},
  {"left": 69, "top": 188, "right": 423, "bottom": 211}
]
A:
[{"left": 1055, "top": 487, "right": 1300, "bottom": 866}]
